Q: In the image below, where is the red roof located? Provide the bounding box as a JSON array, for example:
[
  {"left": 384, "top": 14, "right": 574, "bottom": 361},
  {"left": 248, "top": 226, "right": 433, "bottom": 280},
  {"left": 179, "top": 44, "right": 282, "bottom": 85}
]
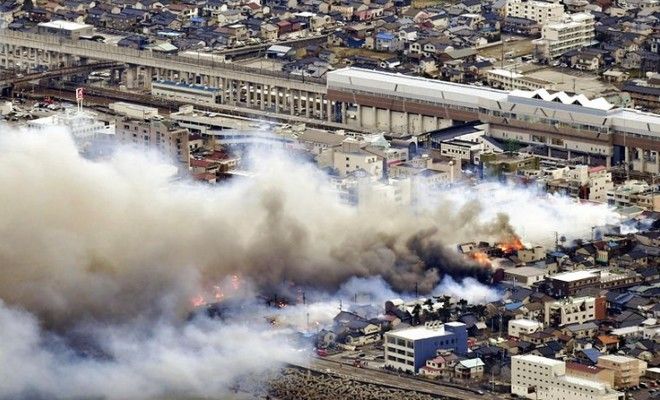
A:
[
  {"left": 566, "top": 362, "right": 604, "bottom": 375},
  {"left": 190, "top": 159, "right": 216, "bottom": 168}
]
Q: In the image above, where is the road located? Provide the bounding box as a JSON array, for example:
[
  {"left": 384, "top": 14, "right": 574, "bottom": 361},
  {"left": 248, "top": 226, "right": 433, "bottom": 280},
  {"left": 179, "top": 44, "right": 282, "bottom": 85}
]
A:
[{"left": 292, "top": 357, "right": 508, "bottom": 400}]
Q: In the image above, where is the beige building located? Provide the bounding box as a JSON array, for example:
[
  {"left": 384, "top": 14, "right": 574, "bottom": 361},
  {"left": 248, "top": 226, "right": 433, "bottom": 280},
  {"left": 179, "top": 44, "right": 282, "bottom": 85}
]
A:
[
  {"left": 504, "top": 266, "right": 549, "bottom": 287},
  {"left": 512, "top": 355, "right": 624, "bottom": 400},
  {"left": 544, "top": 296, "right": 601, "bottom": 326},
  {"left": 597, "top": 355, "right": 647, "bottom": 389},
  {"left": 508, "top": 319, "right": 543, "bottom": 338},
  {"left": 115, "top": 117, "right": 190, "bottom": 168},
  {"left": 506, "top": 0, "right": 565, "bottom": 25},
  {"left": 533, "top": 12, "right": 595, "bottom": 60},
  {"left": 486, "top": 69, "right": 553, "bottom": 91},
  {"left": 607, "top": 180, "right": 660, "bottom": 211},
  {"left": 543, "top": 165, "right": 614, "bottom": 203},
  {"left": 332, "top": 139, "right": 383, "bottom": 178}
]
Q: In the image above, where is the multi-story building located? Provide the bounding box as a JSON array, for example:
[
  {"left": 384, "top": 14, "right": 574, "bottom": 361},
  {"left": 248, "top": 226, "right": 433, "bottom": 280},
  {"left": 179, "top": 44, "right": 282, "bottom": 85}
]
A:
[
  {"left": 28, "top": 107, "right": 115, "bottom": 152},
  {"left": 597, "top": 355, "right": 647, "bottom": 389},
  {"left": 607, "top": 180, "right": 660, "bottom": 211},
  {"left": 486, "top": 69, "right": 553, "bottom": 91},
  {"left": 533, "top": 13, "right": 595, "bottom": 60},
  {"left": 508, "top": 319, "right": 543, "bottom": 338},
  {"left": 332, "top": 139, "right": 383, "bottom": 178},
  {"left": 548, "top": 270, "right": 601, "bottom": 296},
  {"left": 511, "top": 355, "right": 624, "bottom": 400},
  {"left": 544, "top": 295, "right": 606, "bottom": 326},
  {"left": 115, "top": 116, "right": 190, "bottom": 168},
  {"left": 506, "top": 0, "right": 565, "bottom": 25},
  {"left": 542, "top": 165, "right": 613, "bottom": 202},
  {"left": 384, "top": 321, "right": 467, "bottom": 373}
]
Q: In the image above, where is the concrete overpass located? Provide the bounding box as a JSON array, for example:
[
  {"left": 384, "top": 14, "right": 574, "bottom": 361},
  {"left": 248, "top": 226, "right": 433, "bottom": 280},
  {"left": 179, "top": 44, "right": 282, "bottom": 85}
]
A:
[
  {"left": 0, "top": 61, "right": 123, "bottom": 94},
  {"left": 0, "top": 29, "right": 333, "bottom": 120},
  {"left": 3, "top": 29, "right": 660, "bottom": 172}
]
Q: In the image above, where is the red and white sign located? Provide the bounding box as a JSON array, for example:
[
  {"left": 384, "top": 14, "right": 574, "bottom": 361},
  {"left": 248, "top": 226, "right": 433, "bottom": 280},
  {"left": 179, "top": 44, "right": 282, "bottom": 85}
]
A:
[{"left": 75, "top": 87, "right": 84, "bottom": 101}]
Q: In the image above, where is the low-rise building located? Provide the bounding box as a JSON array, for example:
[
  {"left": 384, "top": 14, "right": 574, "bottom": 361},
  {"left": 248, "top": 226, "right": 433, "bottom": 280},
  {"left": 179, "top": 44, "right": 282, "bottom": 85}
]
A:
[
  {"left": 607, "top": 180, "right": 660, "bottom": 211},
  {"left": 508, "top": 318, "right": 543, "bottom": 338},
  {"left": 504, "top": 266, "right": 549, "bottom": 287},
  {"left": 565, "top": 362, "right": 616, "bottom": 389}
]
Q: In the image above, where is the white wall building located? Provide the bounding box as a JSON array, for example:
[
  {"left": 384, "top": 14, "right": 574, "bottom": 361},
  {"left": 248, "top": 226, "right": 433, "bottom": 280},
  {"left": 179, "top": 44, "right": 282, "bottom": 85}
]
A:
[
  {"left": 506, "top": 0, "right": 566, "bottom": 25},
  {"left": 332, "top": 139, "right": 383, "bottom": 178},
  {"left": 533, "top": 12, "right": 595, "bottom": 60},
  {"left": 512, "top": 355, "right": 624, "bottom": 400},
  {"left": 508, "top": 319, "right": 544, "bottom": 338},
  {"left": 544, "top": 296, "right": 599, "bottom": 326}
]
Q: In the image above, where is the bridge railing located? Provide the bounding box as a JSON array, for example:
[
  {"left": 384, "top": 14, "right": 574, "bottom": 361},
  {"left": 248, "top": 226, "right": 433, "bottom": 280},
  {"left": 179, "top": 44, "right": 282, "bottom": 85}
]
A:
[{"left": 0, "top": 29, "right": 327, "bottom": 86}]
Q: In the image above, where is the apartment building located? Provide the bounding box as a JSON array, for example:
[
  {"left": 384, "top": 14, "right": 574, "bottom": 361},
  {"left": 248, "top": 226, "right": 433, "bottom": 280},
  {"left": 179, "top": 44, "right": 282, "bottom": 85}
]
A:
[
  {"left": 533, "top": 12, "right": 595, "bottom": 60},
  {"left": 512, "top": 355, "right": 624, "bottom": 400},
  {"left": 486, "top": 69, "right": 553, "bottom": 91},
  {"left": 115, "top": 117, "right": 190, "bottom": 168},
  {"left": 544, "top": 295, "right": 606, "bottom": 326},
  {"left": 607, "top": 180, "right": 660, "bottom": 211},
  {"left": 506, "top": 0, "right": 565, "bottom": 25},
  {"left": 332, "top": 139, "right": 383, "bottom": 178},
  {"left": 542, "top": 165, "right": 614, "bottom": 202},
  {"left": 384, "top": 321, "right": 467, "bottom": 373},
  {"left": 597, "top": 355, "right": 647, "bottom": 389}
]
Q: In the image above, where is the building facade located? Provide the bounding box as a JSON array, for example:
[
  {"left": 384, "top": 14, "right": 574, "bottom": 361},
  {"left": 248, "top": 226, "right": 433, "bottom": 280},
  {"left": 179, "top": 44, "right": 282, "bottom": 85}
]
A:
[
  {"left": 533, "top": 13, "right": 595, "bottom": 60},
  {"left": 512, "top": 355, "right": 624, "bottom": 400},
  {"left": 506, "top": 0, "right": 565, "bottom": 25},
  {"left": 384, "top": 321, "right": 467, "bottom": 373},
  {"left": 544, "top": 295, "right": 606, "bottom": 326},
  {"left": 115, "top": 116, "right": 190, "bottom": 168},
  {"left": 597, "top": 355, "right": 647, "bottom": 389}
]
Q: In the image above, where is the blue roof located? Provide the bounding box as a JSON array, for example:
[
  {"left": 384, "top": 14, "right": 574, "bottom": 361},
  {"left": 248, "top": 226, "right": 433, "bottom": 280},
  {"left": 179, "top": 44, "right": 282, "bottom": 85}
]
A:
[
  {"left": 582, "top": 348, "right": 601, "bottom": 364},
  {"left": 376, "top": 32, "right": 395, "bottom": 40},
  {"left": 504, "top": 302, "right": 523, "bottom": 311}
]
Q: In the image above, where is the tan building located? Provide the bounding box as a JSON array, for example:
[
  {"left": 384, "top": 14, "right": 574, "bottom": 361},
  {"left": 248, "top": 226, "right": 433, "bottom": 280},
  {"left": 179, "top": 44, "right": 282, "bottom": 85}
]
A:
[
  {"left": 115, "top": 117, "right": 190, "bottom": 169},
  {"left": 597, "top": 355, "right": 647, "bottom": 389}
]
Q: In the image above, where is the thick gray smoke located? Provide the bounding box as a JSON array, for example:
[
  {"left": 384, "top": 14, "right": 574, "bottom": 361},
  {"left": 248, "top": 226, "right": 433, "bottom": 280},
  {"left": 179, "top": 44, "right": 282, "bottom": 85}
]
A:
[
  {"left": 0, "top": 128, "right": 516, "bottom": 327},
  {"left": 0, "top": 125, "right": 618, "bottom": 399}
]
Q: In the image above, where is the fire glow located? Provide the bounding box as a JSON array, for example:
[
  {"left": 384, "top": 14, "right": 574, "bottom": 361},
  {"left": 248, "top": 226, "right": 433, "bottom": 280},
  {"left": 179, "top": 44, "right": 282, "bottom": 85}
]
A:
[
  {"left": 498, "top": 236, "right": 525, "bottom": 253},
  {"left": 469, "top": 251, "right": 492, "bottom": 267}
]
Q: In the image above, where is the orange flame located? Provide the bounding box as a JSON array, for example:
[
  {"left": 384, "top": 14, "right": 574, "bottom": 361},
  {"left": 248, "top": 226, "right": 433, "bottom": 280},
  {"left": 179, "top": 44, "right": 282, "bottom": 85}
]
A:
[
  {"left": 469, "top": 251, "right": 492, "bottom": 267},
  {"left": 498, "top": 236, "right": 524, "bottom": 253},
  {"left": 191, "top": 295, "right": 206, "bottom": 308}
]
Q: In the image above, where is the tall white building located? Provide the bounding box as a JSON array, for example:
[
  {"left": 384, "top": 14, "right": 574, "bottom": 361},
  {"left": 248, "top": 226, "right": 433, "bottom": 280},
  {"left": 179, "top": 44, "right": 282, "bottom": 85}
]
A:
[
  {"left": 27, "top": 107, "right": 115, "bottom": 152},
  {"left": 512, "top": 355, "right": 624, "bottom": 400},
  {"left": 506, "top": 0, "right": 565, "bottom": 25},
  {"left": 533, "top": 12, "right": 596, "bottom": 60}
]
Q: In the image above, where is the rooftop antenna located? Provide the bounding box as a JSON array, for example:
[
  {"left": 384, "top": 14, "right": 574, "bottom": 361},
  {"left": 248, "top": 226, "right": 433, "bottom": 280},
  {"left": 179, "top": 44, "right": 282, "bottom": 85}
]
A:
[
  {"left": 415, "top": 282, "right": 419, "bottom": 298},
  {"left": 302, "top": 291, "right": 306, "bottom": 306},
  {"left": 339, "top": 299, "right": 343, "bottom": 312}
]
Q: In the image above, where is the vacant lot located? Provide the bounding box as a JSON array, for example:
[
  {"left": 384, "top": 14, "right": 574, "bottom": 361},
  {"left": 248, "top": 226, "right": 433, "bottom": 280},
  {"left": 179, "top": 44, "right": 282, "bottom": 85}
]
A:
[{"left": 478, "top": 37, "right": 535, "bottom": 61}]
